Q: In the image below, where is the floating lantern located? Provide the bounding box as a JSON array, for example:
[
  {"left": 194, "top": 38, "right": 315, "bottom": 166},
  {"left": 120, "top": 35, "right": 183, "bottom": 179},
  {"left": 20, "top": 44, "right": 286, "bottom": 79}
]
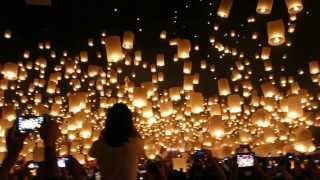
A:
[
  {"left": 227, "top": 94, "right": 241, "bottom": 113},
  {"left": 1, "top": 63, "right": 18, "bottom": 80},
  {"left": 256, "top": 0, "right": 273, "bottom": 15},
  {"left": 287, "top": 95, "right": 303, "bottom": 119},
  {"left": 261, "top": 47, "right": 271, "bottom": 60},
  {"left": 309, "top": 60, "right": 319, "bottom": 75},
  {"left": 267, "top": 19, "right": 286, "bottom": 46},
  {"left": 217, "top": 0, "right": 233, "bottom": 18},
  {"left": 160, "top": 30, "right": 167, "bottom": 39},
  {"left": 122, "top": 31, "right": 134, "bottom": 49},
  {"left": 80, "top": 51, "right": 88, "bottom": 62},
  {"left": 207, "top": 116, "right": 225, "bottom": 138},
  {"left": 105, "top": 36, "right": 124, "bottom": 63},
  {"left": 285, "top": 0, "right": 303, "bottom": 14},
  {"left": 133, "top": 87, "right": 147, "bottom": 108},
  {"left": 218, "top": 78, "right": 231, "bottom": 96},
  {"left": 183, "top": 75, "right": 194, "bottom": 91},
  {"left": 183, "top": 60, "right": 192, "bottom": 74},
  {"left": 177, "top": 39, "right": 191, "bottom": 59},
  {"left": 159, "top": 101, "right": 173, "bottom": 117},
  {"left": 156, "top": 54, "right": 165, "bottom": 67},
  {"left": 189, "top": 92, "right": 204, "bottom": 114}
]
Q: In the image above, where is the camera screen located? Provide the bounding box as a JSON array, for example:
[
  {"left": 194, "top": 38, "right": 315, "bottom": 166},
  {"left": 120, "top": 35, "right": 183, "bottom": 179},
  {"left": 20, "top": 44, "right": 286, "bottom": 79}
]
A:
[
  {"left": 57, "top": 157, "right": 69, "bottom": 168},
  {"left": 237, "top": 154, "right": 254, "bottom": 168},
  {"left": 17, "top": 117, "right": 44, "bottom": 133},
  {"left": 27, "top": 162, "right": 39, "bottom": 169}
]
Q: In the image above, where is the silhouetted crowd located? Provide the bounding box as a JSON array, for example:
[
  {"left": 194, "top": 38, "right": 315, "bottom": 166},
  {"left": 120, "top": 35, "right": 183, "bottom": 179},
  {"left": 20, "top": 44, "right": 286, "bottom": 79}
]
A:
[{"left": 0, "top": 104, "right": 319, "bottom": 180}]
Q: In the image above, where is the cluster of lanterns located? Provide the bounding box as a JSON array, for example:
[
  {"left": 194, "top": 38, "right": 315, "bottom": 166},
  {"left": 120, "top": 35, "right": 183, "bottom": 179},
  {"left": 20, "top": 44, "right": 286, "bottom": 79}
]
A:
[{"left": 0, "top": 0, "right": 319, "bottom": 164}]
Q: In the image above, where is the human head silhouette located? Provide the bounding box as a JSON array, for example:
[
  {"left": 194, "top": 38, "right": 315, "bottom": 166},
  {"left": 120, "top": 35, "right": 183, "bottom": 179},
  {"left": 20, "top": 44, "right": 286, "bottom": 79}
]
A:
[{"left": 104, "top": 103, "right": 139, "bottom": 146}]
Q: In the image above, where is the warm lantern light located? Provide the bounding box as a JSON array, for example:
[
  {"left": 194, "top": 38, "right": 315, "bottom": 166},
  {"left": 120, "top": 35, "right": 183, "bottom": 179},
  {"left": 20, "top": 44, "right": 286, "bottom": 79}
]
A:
[
  {"left": 285, "top": 0, "right": 303, "bottom": 14},
  {"left": 267, "top": 19, "right": 286, "bottom": 46},
  {"left": 2, "top": 63, "right": 18, "bottom": 80},
  {"left": 183, "top": 60, "right": 192, "bottom": 74},
  {"left": 189, "top": 92, "right": 204, "bottom": 114},
  {"left": 105, "top": 36, "right": 124, "bottom": 63},
  {"left": 80, "top": 51, "right": 88, "bottom": 62},
  {"left": 309, "top": 60, "right": 319, "bottom": 75},
  {"left": 227, "top": 94, "right": 241, "bottom": 113},
  {"left": 218, "top": 78, "right": 231, "bottom": 96},
  {"left": 256, "top": 0, "right": 273, "bottom": 15},
  {"left": 133, "top": 88, "right": 147, "bottom": 108},
  {"left": 122, "top": 31, "right": 134, "bottom": 49},
  {"left": 261, "top": 47, "right": 271, "bottom": 60},
  {"left": 177, "top": 39, "right": 191, "bottom": 59},
  {"left": 217, "top": 0, "right": 233, "bottom": 18}
]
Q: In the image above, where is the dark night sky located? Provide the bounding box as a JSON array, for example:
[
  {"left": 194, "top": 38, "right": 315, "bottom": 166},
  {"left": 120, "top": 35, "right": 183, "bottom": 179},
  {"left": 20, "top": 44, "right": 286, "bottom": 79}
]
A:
[{"left": 0, "top": 0, "right": 319, "bottom": 97}]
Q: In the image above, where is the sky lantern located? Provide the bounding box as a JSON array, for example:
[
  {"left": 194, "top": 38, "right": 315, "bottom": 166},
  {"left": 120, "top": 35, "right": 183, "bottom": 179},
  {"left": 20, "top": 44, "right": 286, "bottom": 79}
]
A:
[
  {"left": 217, "top": 0, "right": 233, "bottom": 18},
  {"left": 218, "top": 78, "right": 231, "bottom": 96},
  {"left": 122, "top": 31, "right": 134, "bottom": 49},
  {"left": 133, "top": 87, "right": 147, "bottom": 108},
  {"left": 80, "top": 51, "right": 88, "bottom": 62},
  {"left": 287, "top": 95, "right": 303, "bottom": 119},
  {"left": 68, "top": 92, "right": 87, "bottom": 113},
  {"left": 1, "top": 63, "right": 18, "bottom": 80},
  {"left": 256, "top": 0, "right": 273, "bottom": 15},
  {"left": 261, "top": 81, "right": 277, "bottom": 98},
  {"left": 169, "top": 87, "right": 181, "bottom": 101},
  {"left": 285, "top": 0, "right": 303, "bottom": 14},
  {"left": 261, "top": 47, "right": 271, "bottom": 60},
  {"left": 183, "top": 75, "right": 194, "bottom": 91},
  {"left": 183, "top": 60, "right": 192, "bottom": 74},
  {"left": 189, "top": 92, "right": 204, "bottom": 114},
  {"left": 252, "top": 108, "right": 271, "bottom": 127},
  {"left": 160, "top": 30, "right": 167, "bottom": 39},
  {"left": 177, "top": 39, "right": 191, "bottom": 59},
  {"left": 2, "top": 104, "right": 16, "bottom": 121},
  {"left": 309, "top": 60, "right": 319, "bottom": 75},
  {"left": 227, "top": 94, "right": 241, "bottom": 113},
  {"left": 156, "top": 54, "right": 165, "bottom": 67},
  {"left": 207, "top": 116, "right": 225, "bottom": 139},
  {"left": 134, "top": 51, "right": 142, "bottom": 61},
  {"left": 267, "top": 19, "right": 286, "bottom": 46},
  {"left": 105, "top": 36, "right": 124, "bottom": 63},
  {"left": 159, "top": 101, "right": 173, "bottom": 117}
]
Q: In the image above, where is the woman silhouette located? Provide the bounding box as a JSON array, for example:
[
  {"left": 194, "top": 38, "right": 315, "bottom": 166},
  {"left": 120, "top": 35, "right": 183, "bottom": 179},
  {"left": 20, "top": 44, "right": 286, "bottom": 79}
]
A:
[{"left": 89, "top": 103, "right": 144, "bottom": 180}]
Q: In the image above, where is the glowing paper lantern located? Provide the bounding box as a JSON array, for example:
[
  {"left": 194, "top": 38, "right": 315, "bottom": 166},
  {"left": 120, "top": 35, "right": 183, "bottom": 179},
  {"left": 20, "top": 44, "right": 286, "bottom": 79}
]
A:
[
  {"left": 183, "top": 60, "right": 192, "bottom": 74},
  {"left": 159, "top": 101, "right": 173, "bottom": 117},
  {"left": 309, "top": 60, "right": 319, "bottom": 75},
  {"left": 287, "top": 95, "right": 303, "bottom": 119},
  {"left": 218, "top": 78, "right": 231, "bottom": 96},
  {"left": 261, "top": 81, "right": 277, "bottom": 97},
  {"left": 80, "top": 51, "right": 88, "bottom": 62},
  {"left": 2, "top": 104, "right": 16, "bottom": 121},
  {"left": 256, "top": 0, "right": 273, "bottom": 15},
  {"left": 261, "top": 47, "right": 271, "bottom": 60},
  {"left": 133, "top": 88, "right": 147, "bottom": 108},
  {"left": 156, "top": 54, "right": 165, "bottom": 67},
  {"left": 105, "top": 36, "right": 124, "bottom": 63},
  {"left": 189, "top": 92, "right": 204, "bottom": 114},
  {"left": 177, "top": 39, "right": 191, "bottom": 59},
  {"left": 252, "top": 108, "right": 271, "bottom": 127},
  {"left": 160, "top": 30, "right": 167, "bottom": 39},
  {"left": 227, "top": 94, "right": 241, "bottom": 113},
  {"left": 68, "top": 92, "right": 87, "bottom": 113},
  {"left": 217, "top": 0, "right": 233, "bottom": 18},
  {"left": 207, "top": 116, "right": 225, "bottom": 138},
  {"left": 267, "top": 19, "right": 286, "bottom": 46},
  {"left": 183, "top": 75, "right": 194, "bottom": 91},
  {"left": 169, "top": 87, "right": 181, "bottom": 101},
  {"left": 285, "top": 0, "right": 303, "bottom": 14},
  {"left": 122, "top": 31, "right": 134, "bottom": 49},
  {"left": 1, "top": 63, "right": 18, "bottom": 80}
]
